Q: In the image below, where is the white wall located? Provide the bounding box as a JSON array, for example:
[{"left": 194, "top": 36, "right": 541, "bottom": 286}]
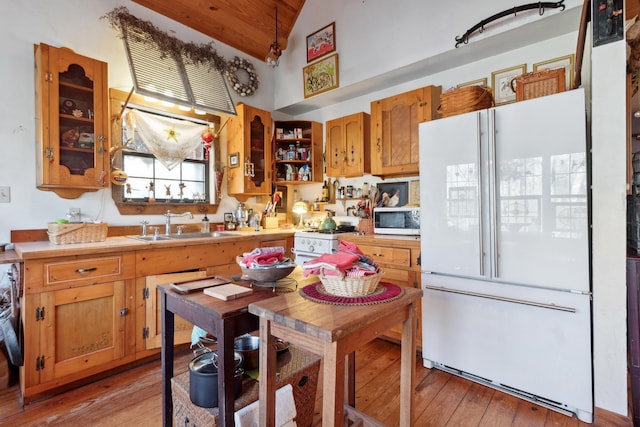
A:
[
  {"left": 0, "top": 0, "right": 275, "bottom": 242},
  {"left": 0, "top": 0, "right": 628, "bottom": 417},
  {"left": 591, "top": 39, "right": 628, "bottom": 415}
]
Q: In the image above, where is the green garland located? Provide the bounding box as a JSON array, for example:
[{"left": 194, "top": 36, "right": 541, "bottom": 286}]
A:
[{"left": 103, "top": 6, "right": 228, "bottom": 76}]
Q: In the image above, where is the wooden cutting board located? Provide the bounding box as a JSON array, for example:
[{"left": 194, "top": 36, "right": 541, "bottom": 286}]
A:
[
  {"left": 170, "top": 276, "right": 230, "bottom": 293},
  {"left": 204, "top": 284, "right": 253, "bottom": 301}
]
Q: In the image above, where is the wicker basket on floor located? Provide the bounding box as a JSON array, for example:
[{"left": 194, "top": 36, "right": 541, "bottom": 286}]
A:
[
  {"left": 319, "top": 269, "right": 383, "bottom": 297},
  {"left": 437, "top": 85, "right": 494, "bottom": 118},
  {"left": 47, "top": 222, "right": 108, "bottom": 244},
  {"left": 171, "top": 346, "right": 320, "bottom": 427}
]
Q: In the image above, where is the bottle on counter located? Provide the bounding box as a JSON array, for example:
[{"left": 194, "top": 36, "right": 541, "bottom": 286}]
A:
[
  {"left": 201, "top": 214, "right": 210, "bottom": 232},
  {"left": 322, "top": 180, "right": 329, "bottom": 202},
  {"left": 362, "top": 182, "right": 370, "bottom": 198}
]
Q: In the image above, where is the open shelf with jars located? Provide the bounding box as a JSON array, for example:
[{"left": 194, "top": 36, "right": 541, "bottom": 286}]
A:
[{"left": 273, "top": 120, "right": 323, "bottom": 185}]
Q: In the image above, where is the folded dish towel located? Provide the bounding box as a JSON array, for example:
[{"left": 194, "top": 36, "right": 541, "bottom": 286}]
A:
[
  {"left": 301, "top": 252, "right": 360, "bottom": 276},
  {"left": 241, "top": 247, "right": 287, "bottom": 268},
  {"left": 233, "top": 383, "right": 297, "bottom": 427}
]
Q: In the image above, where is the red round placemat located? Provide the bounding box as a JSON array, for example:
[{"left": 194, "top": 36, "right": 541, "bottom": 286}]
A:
[{"left": 299, "top": 281, "right": 404, "bottom": 305}]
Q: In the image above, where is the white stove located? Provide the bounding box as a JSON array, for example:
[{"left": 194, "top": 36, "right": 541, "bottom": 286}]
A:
[{"left": 293, "top": 230, "right": 348, "bottom": 266}]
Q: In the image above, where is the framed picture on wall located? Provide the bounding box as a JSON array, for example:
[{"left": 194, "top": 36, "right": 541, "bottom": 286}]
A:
[
  {"left": 457, "top": 78, "right": 488, "bottom": 88},
  {"left": 306, "top": 22, "right": 336, "bottom": 63},
  {"left": 303, "top": 53, "right": 339, "bottom": 98},
  {"left": 491, "top": 64, "right": 526, "bottom": 105},
  {"left": 534, "top": 54, "right": 575, "bottom": 91},
  {"left": 376, "top": 182, "right": 408, "bottom": 207},
  {"left": 229, "top": 152, "right": 239, "bottom": 168}
]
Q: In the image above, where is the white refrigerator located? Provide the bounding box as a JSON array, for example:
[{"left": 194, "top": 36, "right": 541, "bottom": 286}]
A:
[{"left": 418, "top": 89, "right": 592, "bottom": 422}]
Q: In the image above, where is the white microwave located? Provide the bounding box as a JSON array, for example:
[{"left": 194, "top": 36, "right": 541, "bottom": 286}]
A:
[{"left": 373, "top": 207, "right": 420, "bottom": 235}]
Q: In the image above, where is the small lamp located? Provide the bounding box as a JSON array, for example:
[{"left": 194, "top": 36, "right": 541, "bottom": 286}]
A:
[{"left": 292, "top": 200, "right": 308, "bottom": 228}]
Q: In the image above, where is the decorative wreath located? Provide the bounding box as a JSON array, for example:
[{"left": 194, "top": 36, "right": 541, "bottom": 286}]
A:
[{"left": 225, "top": 56, "right": 259, "bottom": 96}]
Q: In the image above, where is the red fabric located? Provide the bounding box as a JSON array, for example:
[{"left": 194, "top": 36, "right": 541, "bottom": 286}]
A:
[
  {"left": 337, "top": 240, "right": 363, "bottom": 255},
  {"left": 302, "top": 252, "right": 359, "bottom": 276}
]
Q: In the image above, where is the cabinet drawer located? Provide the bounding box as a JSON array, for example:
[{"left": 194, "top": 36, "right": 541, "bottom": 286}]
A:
[
  {"left": 381, "top": 267, "right": 410, "bottom": 284},
  {"left": 45, "top": 256, "right": 126, "bottom": 287},
  {"left": 359, "top": 245, "right": 411, "bottom": 268}
]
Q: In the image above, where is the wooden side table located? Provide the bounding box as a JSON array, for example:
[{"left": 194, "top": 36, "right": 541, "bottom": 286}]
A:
[{"left": 249, "top": 285, "right": 422, "bottom": 426}]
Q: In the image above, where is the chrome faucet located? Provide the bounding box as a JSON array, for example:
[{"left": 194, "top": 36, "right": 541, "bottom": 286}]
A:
[{"left": 164, "top": 210, "right": 194, "bottom": 235}]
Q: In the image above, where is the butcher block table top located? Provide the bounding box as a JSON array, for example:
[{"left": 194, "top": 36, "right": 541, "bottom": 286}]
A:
[{"left": 249, "top": 284, "right": 422, "bottom": 426}]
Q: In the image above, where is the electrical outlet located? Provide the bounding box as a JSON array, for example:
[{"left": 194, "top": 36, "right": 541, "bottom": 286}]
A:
[{"left": 0, "top": 186, "right": 10, "bottom": 203}]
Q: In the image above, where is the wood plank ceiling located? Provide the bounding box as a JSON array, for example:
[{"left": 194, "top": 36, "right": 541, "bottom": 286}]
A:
[{"left": 132, "top": 0, "right": 305, "bottom": 62}]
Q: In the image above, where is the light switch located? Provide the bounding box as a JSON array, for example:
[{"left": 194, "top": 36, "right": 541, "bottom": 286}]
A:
[{"left": 0, "top": 186, "right": 10, "bottom": 203}]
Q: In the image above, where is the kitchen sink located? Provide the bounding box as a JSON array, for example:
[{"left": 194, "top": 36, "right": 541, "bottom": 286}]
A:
[
  {"left": 127, "top": 232, "right": 231, "bottom": 242},
  {"left": 167, "top": 232, "right": 231, "bottom": 239},
  {"left": 128, "top": 235, "right": 172, "bottom": 242}
]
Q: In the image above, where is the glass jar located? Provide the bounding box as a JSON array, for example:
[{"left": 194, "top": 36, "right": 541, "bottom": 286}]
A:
[{"left": 362, "top": 182, "right": 370, "bottom": 198}]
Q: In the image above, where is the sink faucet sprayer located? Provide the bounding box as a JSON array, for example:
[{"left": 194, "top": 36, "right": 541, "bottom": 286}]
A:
[{"left": 164, "top": 210, "right": 194, "bottom": 235}]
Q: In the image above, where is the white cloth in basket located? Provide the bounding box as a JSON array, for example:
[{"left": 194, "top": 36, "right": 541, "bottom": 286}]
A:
[{"left": 233, "top": 384, "right": 296, "bottom": 427}]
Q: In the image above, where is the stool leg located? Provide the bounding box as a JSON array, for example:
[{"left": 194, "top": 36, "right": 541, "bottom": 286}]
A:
[{"left": 345, "top": 352, "right": 356, "bottom": 407}]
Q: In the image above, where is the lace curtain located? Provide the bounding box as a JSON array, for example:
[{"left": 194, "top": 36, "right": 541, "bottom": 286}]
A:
[{"left": 124, "top": 109, "right": 208, "bottom": 170}]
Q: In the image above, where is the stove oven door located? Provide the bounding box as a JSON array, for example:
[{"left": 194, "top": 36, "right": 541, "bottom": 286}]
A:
[{"left": 293, "top": 250, "right": 317, "bottom": 267}]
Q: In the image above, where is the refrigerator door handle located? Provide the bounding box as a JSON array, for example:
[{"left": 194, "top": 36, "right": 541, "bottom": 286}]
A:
[
  {"left": 476, "top": 113, "right": 485, "bottom": 276},
  {"left": 488, "top": 109, "right": 500, "bottom": 278},
  {"left": 424, "top": 285, "right": 577, "bottom": 313}
]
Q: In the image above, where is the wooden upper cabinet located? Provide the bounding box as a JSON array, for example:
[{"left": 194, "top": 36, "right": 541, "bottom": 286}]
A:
[
  {"left": 34, "top": 43, "right": 109, "bottom": 199},
  {"left": 325, "top": 112, "right": 370, "bottom": 178},
  {"left": 370, "top": 85, "right": 441, "bottom": 178},
  {"left": 226, "top": 103, "right": 272, "bottom": 200}
]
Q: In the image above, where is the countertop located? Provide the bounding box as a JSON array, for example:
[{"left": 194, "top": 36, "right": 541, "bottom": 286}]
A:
[
  {"left": 338, "top": 233, "right": 421, "bottom": 246},
  {"left": 14, "top": 228, "right": 295, "bottom": 260}
]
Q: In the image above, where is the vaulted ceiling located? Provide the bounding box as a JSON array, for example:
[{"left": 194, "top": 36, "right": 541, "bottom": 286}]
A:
[{"left": 132, "top": 0, "right": 306, "bottom": 62}]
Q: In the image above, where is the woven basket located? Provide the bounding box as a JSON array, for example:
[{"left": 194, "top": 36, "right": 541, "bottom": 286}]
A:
[
  {"left": 171, "top": 346, "right": 320, "bottom": 427},
  {"left": 511, "top": 68, "right": 566, "bottom": 102},
  {"left": 47, "top": 222, "right": 108, "bottom": 244},
  {"left": 357, "top": 218, "right": 374, "bottom": 235},
  {"left": 437, "top": 86, "right": 494, "bottom": 118},
  {"left": 319, "top": 269, "right": 383, "bottom": 297}
]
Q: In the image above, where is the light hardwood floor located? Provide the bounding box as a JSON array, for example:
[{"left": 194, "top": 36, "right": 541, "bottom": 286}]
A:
[{"left": 0, "top": 339, "right": 632, "bottom": 426}]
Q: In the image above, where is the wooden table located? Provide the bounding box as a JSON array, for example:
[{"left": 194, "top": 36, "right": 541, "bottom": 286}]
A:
[
  {"left": 158, "top": 276, "right": 304, "bottom": 427},
  {"left": 249, "top": 284, "right": 423, "bottom": 426}
]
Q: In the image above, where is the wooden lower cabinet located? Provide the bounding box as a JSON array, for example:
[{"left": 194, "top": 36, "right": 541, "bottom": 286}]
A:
[
  {"left": 20, "top": 233, "right": 294, "bottom": 400},
  {"left": 340, "top": 236, "right": 422, "bottom": 349},
  {"left": 21, "top": 253, "right": 136, "bottom": 402},
  {"left": 141, "top": 270, "right": 208, "bottom": 351}
]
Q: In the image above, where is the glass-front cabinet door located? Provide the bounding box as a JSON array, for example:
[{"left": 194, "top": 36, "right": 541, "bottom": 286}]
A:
[
  {"left": 35, "top": 43, "right": 108, "bottom": 199},
  {"left": 226, "top": 103, "right": 272, "bottom": 199}
]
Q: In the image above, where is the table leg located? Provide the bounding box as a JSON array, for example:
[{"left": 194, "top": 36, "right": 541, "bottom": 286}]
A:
[
  {"left": 346, "top": 351, "right": 356, "bottom": 407},
  {"left": 323, "top": 341, "right": 345, "bottom": 426},
  {"left": 258, "top": 317, "right": 277, "bottom": 426},
  {"left": 218, "top": 322, "right": 236, "bottom": 427},
  {"left": 399, "top": 301, "right": 417, "bottom": 427},
  {"left": 160, "top": 291, "right": 175, "bottom": 427}
]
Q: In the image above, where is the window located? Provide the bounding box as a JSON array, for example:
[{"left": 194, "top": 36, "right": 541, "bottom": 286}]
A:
[
  {"left": 120, "top": 109, "right": 209, "bottom": 203},
  {"left": 109, "top": 88, "right": 221, "bottom": 215}
]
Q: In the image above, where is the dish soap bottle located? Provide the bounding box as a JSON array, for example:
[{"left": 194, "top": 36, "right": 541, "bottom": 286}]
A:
[{"left": 201, "top": 214, "right": 210, "bottom": 232}]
